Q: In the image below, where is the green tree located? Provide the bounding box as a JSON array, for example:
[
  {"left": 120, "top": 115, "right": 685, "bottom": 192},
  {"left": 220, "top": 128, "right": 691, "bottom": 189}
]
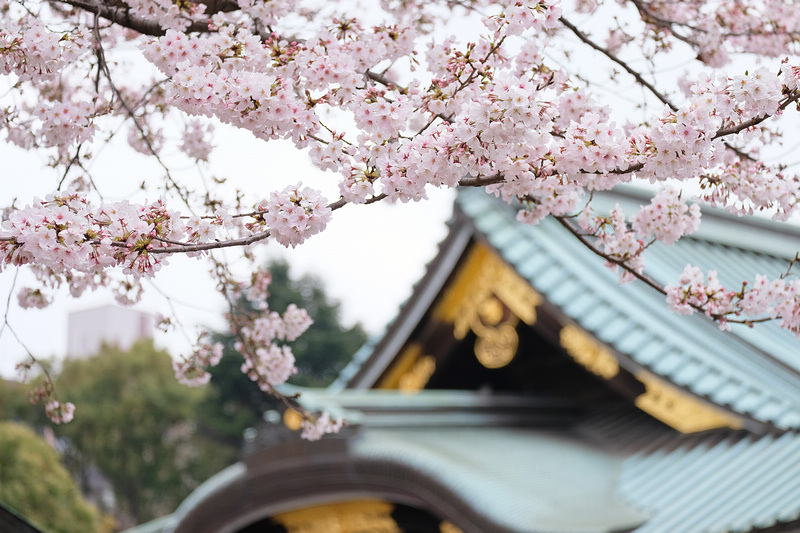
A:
[
  {"left": 54, "top": 340, "right": 233, "bottom": 524},
  {"left": 0, "top": 421, "right": 101, "bottom": 533},
  {"left": 0, "top": 378, "right": 42, "bottom": 426},
  {"left": 268, "top": 260, "right": 368, "bottom": 387},
  {"left": 201, "top": 259, "right": 368, "bottom": 446}
]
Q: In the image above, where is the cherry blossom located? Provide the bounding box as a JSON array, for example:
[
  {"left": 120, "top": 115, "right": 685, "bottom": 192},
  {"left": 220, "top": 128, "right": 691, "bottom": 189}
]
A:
[
  {"left": 301, "top": 411, "right": 344, "bottom": 442},
  {"left": 45, "top": 400, "right": 76, "bottom": 424},
  {"left": 2, "top": 0, "right": 800, "bottom": 434},
  {"left": 173, "top": 339, "right": 224, "bottom": 386}
]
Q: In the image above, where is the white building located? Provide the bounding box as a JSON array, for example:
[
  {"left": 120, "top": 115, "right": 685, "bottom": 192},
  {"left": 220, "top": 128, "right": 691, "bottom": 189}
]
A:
[{"left": 67, "top": 305, "right": 153, "bottom": 358}]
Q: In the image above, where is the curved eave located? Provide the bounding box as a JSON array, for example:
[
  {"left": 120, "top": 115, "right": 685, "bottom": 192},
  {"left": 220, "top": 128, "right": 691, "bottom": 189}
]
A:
[
  {"left": 458, "top": 188, "right": 800, "bottom": 431},
  {"left": 135, "top": 427, "right": 648, "bottom": 533}
]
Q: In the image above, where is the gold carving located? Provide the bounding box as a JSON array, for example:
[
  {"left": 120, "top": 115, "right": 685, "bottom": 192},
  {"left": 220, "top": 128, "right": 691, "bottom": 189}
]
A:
[
  {"left": 559, "top": 324, "right": 620, "bottom": 379},
  {"left": 437, "top": 243, "right": 540, "bottom": 333},
  {"left": 283, "top": 408, "right": 303, "bottom": 431},
  {"left": 399, "top": 356, "right": 437, "bottom": 391},
  {"left": 478, "top": 298, "right": 505, "bottom": 326},
  {"left": 435, "top": 243, "right": 541, "bottom": 369},
  {"left": 377, "top": 343, "right": 423, "bottom": 390},
  {"left": 273, "top": 500, "right": 400, "bottom": 533},
  {"left": 440, "top": 521, "right": 465, "bottom": 533},
  {"left": 635, "top": 370, "right": 743, "bottom": 433},
  {"left": 474, "top": 322, "right": 519, "bottom": 369}
]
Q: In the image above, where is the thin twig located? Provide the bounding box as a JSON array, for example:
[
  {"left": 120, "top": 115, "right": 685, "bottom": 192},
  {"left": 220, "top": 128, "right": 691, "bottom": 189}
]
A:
[
  {"left": 559, "top": 16, "right": 676, "bottom": 111},
  {"left": 553, "top": 214, "right": 774, "bottom": 325}
]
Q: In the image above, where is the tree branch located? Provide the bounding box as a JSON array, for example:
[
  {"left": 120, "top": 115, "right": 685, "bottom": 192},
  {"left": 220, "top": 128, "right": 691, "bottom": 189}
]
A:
[
  {"left": 53, "top": 0, "right": 211, "bottom": 36},
  {"left": 559, "top": 16, "right": 677, "bottom": 111},
  {"left": 459, "top": 173, "right": 505, "bottom": 187},
  {"left": 713, "top": 90, "right": 800, "bottom": 139},
  {"left": 553, "top": 214, "right": 774, "bottom": 325}
]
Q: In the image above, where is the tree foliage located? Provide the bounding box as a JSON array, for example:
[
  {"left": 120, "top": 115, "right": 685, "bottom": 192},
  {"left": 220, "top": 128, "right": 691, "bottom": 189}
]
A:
[
  {"left": 54, "top": 341, "right": 233, "bottom": 523},
  {"left": 0, "top": 421, "right": 101, "bottom": 533},
  {"left": 0, "top": 378, "right": 45, "bottom": 426}
]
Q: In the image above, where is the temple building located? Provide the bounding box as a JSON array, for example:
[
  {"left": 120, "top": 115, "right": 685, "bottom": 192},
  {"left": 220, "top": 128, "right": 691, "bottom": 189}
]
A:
[{"left": 130, "top": 187, "right": 800, "bottom": 533}]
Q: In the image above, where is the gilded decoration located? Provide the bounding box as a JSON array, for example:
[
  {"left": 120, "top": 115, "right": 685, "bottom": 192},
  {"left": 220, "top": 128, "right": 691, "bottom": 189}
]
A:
[
  {"left": 435, "top": 243, "right": 542, "bottom": 369},
  {"left": 283, "top": 408, "right": 304, "bottom": 431},
  {"left": 377, "top": 343, "right": 423, "bottom": 390},
  {"left": 398, "top": 355, "right": 437, "bottom": 391},
  {"left": 635, "top": 370, "right": 743, "bottom": 433},
  {"left": 474, "top": 322, "right": 519, "bottom": 369},
  {"left": 272, "top": 500, "right": 401, "bottom": 533},
  {"left": 377, "top": 344, "right": 436, "bottom": 392},
  {"left": 559, "top": 324, "right": 620, "bottom": 379},
  {"left": 440, "top": 521, "right": 465, "bottom": 533}
]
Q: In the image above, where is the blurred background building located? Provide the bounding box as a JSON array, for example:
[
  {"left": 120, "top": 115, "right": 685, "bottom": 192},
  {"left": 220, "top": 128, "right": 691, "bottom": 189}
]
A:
[{"left": 67, "top": 305, "right": 153, "bottom": 359}]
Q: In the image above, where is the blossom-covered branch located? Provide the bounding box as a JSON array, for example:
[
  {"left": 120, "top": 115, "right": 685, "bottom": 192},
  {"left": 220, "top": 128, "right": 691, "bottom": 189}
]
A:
[{"left": 3, "top": 0, "right": 800, "bottom": 434}]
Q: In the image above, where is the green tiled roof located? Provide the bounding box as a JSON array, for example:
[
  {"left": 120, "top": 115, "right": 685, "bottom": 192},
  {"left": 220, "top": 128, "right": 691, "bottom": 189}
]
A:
[
  {"left": 354, "top": 427, "right": 647, "bottom": 532},
  {"left": 126, "top": 188, "right": 800, "bottom": 533},
  {"left": 458, "top": 187, "right": 800, "bottom": 429},
  {"left": 621, "top": 430, "right": 800, "bottom": 533}
]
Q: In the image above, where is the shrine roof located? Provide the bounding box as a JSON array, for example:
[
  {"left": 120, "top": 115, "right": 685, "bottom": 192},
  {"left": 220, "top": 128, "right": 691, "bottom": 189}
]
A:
[
  {"left": 126, "top": 398, "right": 800, "bottom": 533},
  {"left": 352, "top": 426, "right": 647, "bottom": 532},
  {"left": 458, "top": 187, "right": 800, "bottom": 430},
  {"left": 620, "top": 429, "right": 800, "bottom": 533}
]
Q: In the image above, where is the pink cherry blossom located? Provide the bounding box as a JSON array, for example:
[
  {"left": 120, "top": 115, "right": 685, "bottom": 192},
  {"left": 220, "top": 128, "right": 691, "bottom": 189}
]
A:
[{"left": 3, "top": 0, "right": 800, "bottom": 437}]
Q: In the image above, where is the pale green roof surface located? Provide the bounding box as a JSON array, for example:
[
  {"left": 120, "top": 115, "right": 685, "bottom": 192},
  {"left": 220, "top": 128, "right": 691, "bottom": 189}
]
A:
[
  {"left": 354, "top": 428, "right": 648, "bottom": 533},
  {"left": 621, "top": 430, "right": 800, "bottom": 533}
]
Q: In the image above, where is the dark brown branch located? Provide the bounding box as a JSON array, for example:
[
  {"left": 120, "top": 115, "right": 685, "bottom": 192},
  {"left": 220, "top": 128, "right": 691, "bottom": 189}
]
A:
[
  {"left": 141, "top": 193, "right": 387, "bottom": 253},
  {"left": 559, "top": 16, "right": 677, "bottom": 111},
  {"left": 553, "top": 214, "right": 665, "bottom": 293},
  {"left": 628, "top": 0, "right": 699, "bottom": 47},
  {"left": 459, "top": 173, "right": 505, "bottom": 187},
  {"left": 713, "top": 91, "right": 800, "bottom": 139},
  {"left": 553, "top": 214, "right": 773, "bottom": 325},
  {"left": 53, "top": 0, "right": 211, "bottom": 36}
]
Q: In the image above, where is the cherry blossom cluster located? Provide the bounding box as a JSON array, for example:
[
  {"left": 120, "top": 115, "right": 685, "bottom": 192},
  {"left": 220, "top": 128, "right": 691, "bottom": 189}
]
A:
[
  {"left": 181, "top": 120, "right": 215, "bottom": 161},
  {"left": 579, "top": 204, "right": 646, "bottom": 283},
  {"left": 173, "top": 338, "right": 224, "bottom": 386},
  {"left": 34, "top": 100, "right": 96, "bottom": 155},
  {"left": 15, "top": 357, "right": 75, "bottom": 424},
  {"left": 0, "top": 188, "right": 330, "bottom": 285},
  {"left": 126, "top": 0, "right": 207, "bottom": 32},
  {"left": 255, "top": 185, "right": 332, "bottom": 248},
  {"left": 632, "top": 186, "right": 701, "bottom": 246},
  {"left": 221, "top": 270, "right": 345, "bottom": 439},
  {"left": 45, "top": 400, "right": 76, "bottom": 424},
  {"left": 666, "top": 266, "right": 736, "bottom": 318},
  {"left": 0, "top": 193, "right": 180, "bottom": 280},
  {"left": 3, "top": 0, "right": 800, "bottom": 431},
  {"left": 235, "top": 302, "right": 312, "bottom": 390},
  {"left": 573, "top": 186, "right": 700, "bottom": 284},
  {"left": 301, "top": 411, "right": 344, "bottom": 442},
  {"left": 0, "top": 18, "right": 88, "bottom": 82},
  {"left": 666, "top": 267, "right": 800, "bottom": 335},
  {"left": 484, "top": 0, "right": 563, "bottom": 37},
  {"left": 16, "top": 287, "right": 50, "bottom": 309}
]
